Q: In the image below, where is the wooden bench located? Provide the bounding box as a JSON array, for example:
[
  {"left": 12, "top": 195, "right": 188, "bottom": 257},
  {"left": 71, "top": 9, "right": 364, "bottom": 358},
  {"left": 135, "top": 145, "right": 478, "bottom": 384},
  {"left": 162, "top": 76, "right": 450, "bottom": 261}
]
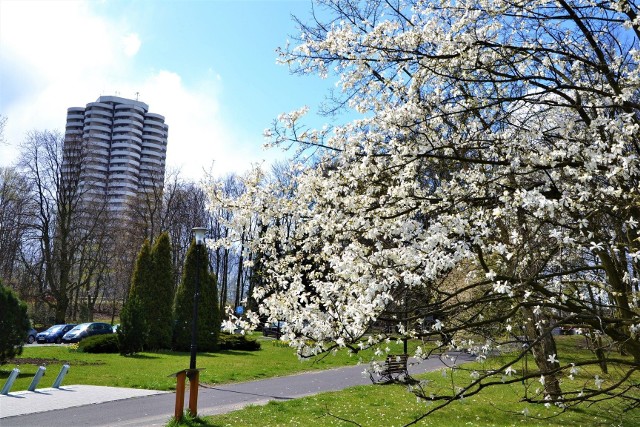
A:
[{"left": 376, "top": 354, "right": 413, "bottom": 383}]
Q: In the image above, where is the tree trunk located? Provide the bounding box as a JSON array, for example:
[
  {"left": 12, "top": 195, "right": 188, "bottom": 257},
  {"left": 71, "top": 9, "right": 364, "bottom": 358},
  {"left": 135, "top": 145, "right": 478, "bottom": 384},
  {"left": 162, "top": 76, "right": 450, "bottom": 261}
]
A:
[
  {"left": 110, "top": 290, "right": 117, "bottom": 325},
  {"left": 234, "top": 230, "right": 245, "bottom": 308},
  {"left": 71, "top": 286, "right": 80, "bottom": 321},
  {"left": 55, "top": 293, "right": 69, "bottom": 324},
  {"left": 521, "top": 306, "right": 562, "bottom": 399}
]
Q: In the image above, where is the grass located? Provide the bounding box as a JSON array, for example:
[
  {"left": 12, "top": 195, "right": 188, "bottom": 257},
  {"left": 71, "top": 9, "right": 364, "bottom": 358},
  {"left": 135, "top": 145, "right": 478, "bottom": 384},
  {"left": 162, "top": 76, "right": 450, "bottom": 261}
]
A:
[
  {"left": 199, "top": 380, "right": 639, "bottom": 426},
  {"left": 4, "top": 334, "right": 638, "bottom": 426},
  {"left": 191, "top": 335, "right": 640, "bottom": 426},
  {"left": 0, "top": 335, "right": 419, "bottom": 392},
  {"left": 166, "top": 412, "right": 211, "bottom": 427}
]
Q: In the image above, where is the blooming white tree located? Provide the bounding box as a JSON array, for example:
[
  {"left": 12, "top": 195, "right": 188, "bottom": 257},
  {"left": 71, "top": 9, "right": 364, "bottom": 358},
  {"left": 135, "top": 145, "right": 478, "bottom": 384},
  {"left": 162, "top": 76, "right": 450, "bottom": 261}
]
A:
[{"left": 208, "top": 0, "right": 640, "bottom": 415}]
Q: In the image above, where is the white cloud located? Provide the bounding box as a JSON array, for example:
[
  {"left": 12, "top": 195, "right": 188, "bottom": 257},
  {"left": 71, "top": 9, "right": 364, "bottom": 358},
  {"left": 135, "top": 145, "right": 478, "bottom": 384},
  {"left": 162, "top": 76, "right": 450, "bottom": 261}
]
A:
[
  {"left": 0, "top": 0, "right": 276, "bottom": 182},
  {"left": 122, "top": 33, "right": 141, "bottom": 57},
  {"left": 0, "top": 0, "right": 118, "bottom": 82},
  {"left": 129, "top": 70, "right": 281, "bottom": 181},
  {"left": 0, "top": 0, "right": 126, "bottom": 161},
  {"left": 116, "top": 70, "right": 232, "bottom": 180}
]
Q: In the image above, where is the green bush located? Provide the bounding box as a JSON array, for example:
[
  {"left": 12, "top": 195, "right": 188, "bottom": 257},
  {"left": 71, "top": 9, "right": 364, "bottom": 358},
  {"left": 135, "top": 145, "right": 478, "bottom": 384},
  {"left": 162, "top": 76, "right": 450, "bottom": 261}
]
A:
[
  {"left": 0, "top": 279, "right": 31, "bottom": 364},
  {"left": 218, "top": 333, "right": 261, "bottom": 351},
  {"left": 127, "top": 242, "right": 153, "bottom": 351},
  {"left": 118, "top": 295, "right": 148, "bottom": 355},
  {"left": 79, "top": 334, "right": 119, "bottom": 353},
  {"left": 148, "top": 232, "right": 174, "bottom": 350},
  {"left": 173, "top": 241, "right": 220, "bottom": 352}
]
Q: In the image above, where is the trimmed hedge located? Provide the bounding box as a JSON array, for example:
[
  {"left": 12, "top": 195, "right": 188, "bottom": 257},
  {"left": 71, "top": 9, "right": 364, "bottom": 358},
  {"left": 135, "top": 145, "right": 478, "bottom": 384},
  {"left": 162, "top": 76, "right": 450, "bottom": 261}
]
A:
[
  {"left": 218, "top": 333, "right": 261, "bottom": 351},
  {"left": 79, "top": 334, "right": 119, "bottom": 353},
  {"left": 78, "top": 332, "right": 259, "bottom": 353}
]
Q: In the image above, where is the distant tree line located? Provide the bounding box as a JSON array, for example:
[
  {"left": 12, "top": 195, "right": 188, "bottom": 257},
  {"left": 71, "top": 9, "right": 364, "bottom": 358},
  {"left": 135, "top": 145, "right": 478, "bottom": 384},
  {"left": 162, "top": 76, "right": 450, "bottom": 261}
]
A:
[{"left": 0, "top": 117, "right": 257, "bottom": 334}]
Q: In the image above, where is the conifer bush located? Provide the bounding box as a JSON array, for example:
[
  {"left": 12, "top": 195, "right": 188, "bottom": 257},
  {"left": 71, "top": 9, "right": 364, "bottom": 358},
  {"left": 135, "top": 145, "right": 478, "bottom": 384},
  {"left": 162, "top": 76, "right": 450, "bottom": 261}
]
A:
[
  {"left": 173, "top": 240, "right": 221, "bottom": 352},
  {"left": 127, "top": 240, "right": 153, "bottom": 348},
  {"left": 79, "top": 334, "right": 119, "bottom": 353},
  {"left": 0, "top": 280, "right": 31, "bottom": 364},
  {"left": 218, "top": 333, "right": 261, "bottom": 351},
  {"left": 148, "top": 232, "right": 174, "bottom": 350},
  {"left": 118, "top": 295, "right": 148, "bottom": 355}
]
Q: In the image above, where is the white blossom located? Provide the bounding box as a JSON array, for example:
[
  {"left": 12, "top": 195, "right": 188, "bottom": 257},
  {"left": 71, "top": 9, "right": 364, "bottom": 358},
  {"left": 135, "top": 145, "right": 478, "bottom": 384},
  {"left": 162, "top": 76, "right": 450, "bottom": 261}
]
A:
[
  {"left": 204, "top": 0, "right": 640, "bottom": 410},
  {"left": 595, "top": 376, "right": 604, "bottom": 390}
]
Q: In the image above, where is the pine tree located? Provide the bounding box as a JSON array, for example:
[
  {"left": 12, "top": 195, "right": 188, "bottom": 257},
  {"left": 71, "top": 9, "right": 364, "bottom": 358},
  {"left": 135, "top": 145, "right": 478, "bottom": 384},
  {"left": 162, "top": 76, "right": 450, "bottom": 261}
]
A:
[
  {"left": 148, "top": 232, "right": 174, "bottom": 350},
  {"left": 0, "top": 279, "right": 31, "bottom": 364},
  {"left": 173, "top": 240, "right": 220, "bottom": 352},
  {"left": 127, "top": 240, "right": 152, "bottom": 349},
  {"left": 130, "top": 239, "right": 153, "bottom": 301},
  {"left": 118, "top": 295, "right": 147, "bottom": 355}
]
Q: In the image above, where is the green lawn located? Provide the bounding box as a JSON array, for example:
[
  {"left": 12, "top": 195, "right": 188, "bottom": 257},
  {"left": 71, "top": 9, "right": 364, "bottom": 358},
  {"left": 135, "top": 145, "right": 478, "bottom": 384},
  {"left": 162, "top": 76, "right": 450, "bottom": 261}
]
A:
[
  {"left": 195, "top": 335, "right": 640, "bottom": 426},
  {"left": 4, "top": 335, "right": 638, "bottom": 426},
  {"left": 200, "top": 379, "right": 639, "bottom": 427},
  {"left": 0, "top": 335, "right": 417, "bottom": 391}
]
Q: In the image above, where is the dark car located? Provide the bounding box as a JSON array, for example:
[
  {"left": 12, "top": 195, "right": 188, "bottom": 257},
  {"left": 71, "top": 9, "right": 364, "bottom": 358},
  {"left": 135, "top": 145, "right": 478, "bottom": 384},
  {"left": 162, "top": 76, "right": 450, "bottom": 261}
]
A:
[
  {"left": 262, "top": 321, "right": 286, "bottom": 338},
  {"left": 37, "top": 324, "right": 77, "bottom": 344},
  {"left": 26, "top": 328, "right": 37, "bottom": 344},
  {"left": 62, "top": 322, "right": 113, "bottom": 343}
]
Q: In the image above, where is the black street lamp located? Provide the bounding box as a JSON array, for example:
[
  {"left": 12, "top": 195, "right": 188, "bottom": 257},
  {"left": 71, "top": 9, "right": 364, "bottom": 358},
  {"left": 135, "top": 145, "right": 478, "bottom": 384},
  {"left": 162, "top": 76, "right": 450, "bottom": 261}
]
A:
[
  {"left": 171, "top": 226, "right": 207, "bottom": 421},
  {"left": 190, "top": 227, "right": 207, "bottom": 370}
]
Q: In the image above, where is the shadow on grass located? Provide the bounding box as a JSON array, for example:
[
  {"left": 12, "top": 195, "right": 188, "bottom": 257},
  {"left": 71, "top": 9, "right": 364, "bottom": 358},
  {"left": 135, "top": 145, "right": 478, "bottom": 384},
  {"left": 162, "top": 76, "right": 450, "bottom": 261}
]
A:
[
  {"left": 216, "top": 350, "right": 259, "bottom": 357},
  {"left": 183, "top": 351, "right": 259, "bottom": 360},
  {"left": 125, "top": 354, "right": 160, "bottom": 359}
]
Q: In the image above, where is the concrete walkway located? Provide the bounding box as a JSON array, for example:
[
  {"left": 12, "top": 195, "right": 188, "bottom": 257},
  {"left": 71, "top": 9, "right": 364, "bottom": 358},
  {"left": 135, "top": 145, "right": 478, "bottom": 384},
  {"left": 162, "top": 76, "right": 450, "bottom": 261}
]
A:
[
  {"left": 0, "top": 353, "right": 473, "bottom": 426},
  {"left": 0, "top": 385, "right": 169, "bottom": 418}
]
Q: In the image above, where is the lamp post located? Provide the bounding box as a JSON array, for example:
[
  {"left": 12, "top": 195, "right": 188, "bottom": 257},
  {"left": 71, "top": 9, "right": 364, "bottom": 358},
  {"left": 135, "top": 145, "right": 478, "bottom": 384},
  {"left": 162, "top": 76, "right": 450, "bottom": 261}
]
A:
[
  {"left": 190, "top": 227, "right": 207, "bottom": 370},
  {"left": 172, "top": 226, "right": 207, "bottom": 421}
]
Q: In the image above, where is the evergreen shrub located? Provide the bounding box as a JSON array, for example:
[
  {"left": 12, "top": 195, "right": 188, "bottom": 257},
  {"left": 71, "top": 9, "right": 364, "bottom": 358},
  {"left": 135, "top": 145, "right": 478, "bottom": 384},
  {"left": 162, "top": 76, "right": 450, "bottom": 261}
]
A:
[
  {"left": 218, "top": 333, "right": 261, "bottom": 351},
  {"left": 173, "top": 241, "right": 220, "bottom": 352},
  {"left": 148, "top": 232, "right": 174, "bottom": 350},
  {"left": 0, "top": 280, "right": 31, "bottom": 364},
  {"left": 118, "top": 295, "right": 148, "bottom": 355},
  {"left": 79, "top": 334, "right": 119, "bottom": 353}
]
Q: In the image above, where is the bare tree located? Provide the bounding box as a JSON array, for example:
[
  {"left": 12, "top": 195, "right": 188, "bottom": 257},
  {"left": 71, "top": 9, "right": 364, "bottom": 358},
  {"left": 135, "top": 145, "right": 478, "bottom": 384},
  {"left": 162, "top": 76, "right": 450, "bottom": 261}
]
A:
[
  {"left": 0, "top": 168, "right": 32, "bottom": 289},
  {"left": 0, "top": 115, "right": 7, "bottom": 145},
  {"left": 18, "top": 130, "right": 109, "bottom": 322},
  {"left": 164, "top": 180, "right": 208, "bottom": 291}
]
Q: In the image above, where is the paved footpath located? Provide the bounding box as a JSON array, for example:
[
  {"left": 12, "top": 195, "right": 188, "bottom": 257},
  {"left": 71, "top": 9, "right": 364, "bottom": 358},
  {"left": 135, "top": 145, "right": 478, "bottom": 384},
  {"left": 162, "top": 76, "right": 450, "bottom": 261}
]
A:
[{"left": 0, "top": 353, "right": 473, "bottom": 427}]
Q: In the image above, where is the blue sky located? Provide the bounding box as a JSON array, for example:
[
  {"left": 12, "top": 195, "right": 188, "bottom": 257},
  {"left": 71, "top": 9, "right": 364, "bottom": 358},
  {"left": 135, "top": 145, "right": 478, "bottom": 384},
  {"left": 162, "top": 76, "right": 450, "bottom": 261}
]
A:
[{"left": 0, "top": 0, "right": 341, "bottom": 180}]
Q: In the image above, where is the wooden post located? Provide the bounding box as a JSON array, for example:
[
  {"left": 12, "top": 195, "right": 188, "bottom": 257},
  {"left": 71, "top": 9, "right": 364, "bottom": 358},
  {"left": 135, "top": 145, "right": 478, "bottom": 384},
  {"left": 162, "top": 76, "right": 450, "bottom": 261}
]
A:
[
  {"left": 187, "top": 369, "right": 200, "bottom": 416},
  {"left": 173, "top": 370, "right": 187, "bottom": 421},
  {"left": 169, "top": 368, "right": 204, "bottom": 421}
]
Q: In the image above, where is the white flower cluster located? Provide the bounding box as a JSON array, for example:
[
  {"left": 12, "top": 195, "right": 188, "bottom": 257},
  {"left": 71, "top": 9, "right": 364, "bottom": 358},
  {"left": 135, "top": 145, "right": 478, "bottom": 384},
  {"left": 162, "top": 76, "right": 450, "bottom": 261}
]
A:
[{"left": 206, "top": 0, "right": 640, "bottom": 405}]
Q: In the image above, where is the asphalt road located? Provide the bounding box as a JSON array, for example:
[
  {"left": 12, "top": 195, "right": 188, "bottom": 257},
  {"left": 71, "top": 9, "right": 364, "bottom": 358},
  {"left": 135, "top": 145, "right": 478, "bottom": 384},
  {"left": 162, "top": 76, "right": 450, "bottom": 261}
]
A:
[{"left": 1, "top": 353, "right": 473, "bottom": 427}]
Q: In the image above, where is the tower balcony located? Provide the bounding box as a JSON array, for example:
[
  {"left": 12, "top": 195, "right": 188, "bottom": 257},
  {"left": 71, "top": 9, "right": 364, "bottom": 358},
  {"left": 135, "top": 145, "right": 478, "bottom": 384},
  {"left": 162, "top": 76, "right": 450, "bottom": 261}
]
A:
[
  {"left": 84, "top": 124, "right": 111, "bottom": 133},
  {"left": 112, "top": 134, "right": 142, "bottom": 144},
  {"left": 84, "top": 116, "right": 112, "bottom": 126},
  {"left": 115, "top": 110, "right": 144, "bottom": 122}
]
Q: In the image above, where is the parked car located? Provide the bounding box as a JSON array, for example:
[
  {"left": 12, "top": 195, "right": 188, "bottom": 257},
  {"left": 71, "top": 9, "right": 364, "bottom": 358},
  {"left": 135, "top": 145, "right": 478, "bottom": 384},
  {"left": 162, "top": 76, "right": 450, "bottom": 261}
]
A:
[
  {"left": 37, "top": 324, "right": 77, "bottom": 344},
  {"left": 26, "top": 328, "right": 37, "bottom": 344},
  {"left": 62, "top": 322, "right": 113, "bottom": 343},
  {"left": 560, "top": 325, "right": 579, "bottom": 335},
  {"left": 262, "top": 321, "right": 286, "bottom": 338}
]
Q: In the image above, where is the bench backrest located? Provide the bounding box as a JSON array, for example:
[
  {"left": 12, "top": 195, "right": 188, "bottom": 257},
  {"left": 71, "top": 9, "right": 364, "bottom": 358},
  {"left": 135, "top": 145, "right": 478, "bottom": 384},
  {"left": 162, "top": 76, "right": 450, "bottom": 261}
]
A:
[{"left": 385, "top": 354, "right": 408, "bottom": 372}]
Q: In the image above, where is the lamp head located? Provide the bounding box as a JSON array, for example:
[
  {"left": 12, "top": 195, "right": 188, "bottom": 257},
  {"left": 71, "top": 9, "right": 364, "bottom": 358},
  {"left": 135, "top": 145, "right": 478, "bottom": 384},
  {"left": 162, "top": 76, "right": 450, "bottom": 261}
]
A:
[{"left": 192, "top": 227, "right": 207, "bottom": 246}]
